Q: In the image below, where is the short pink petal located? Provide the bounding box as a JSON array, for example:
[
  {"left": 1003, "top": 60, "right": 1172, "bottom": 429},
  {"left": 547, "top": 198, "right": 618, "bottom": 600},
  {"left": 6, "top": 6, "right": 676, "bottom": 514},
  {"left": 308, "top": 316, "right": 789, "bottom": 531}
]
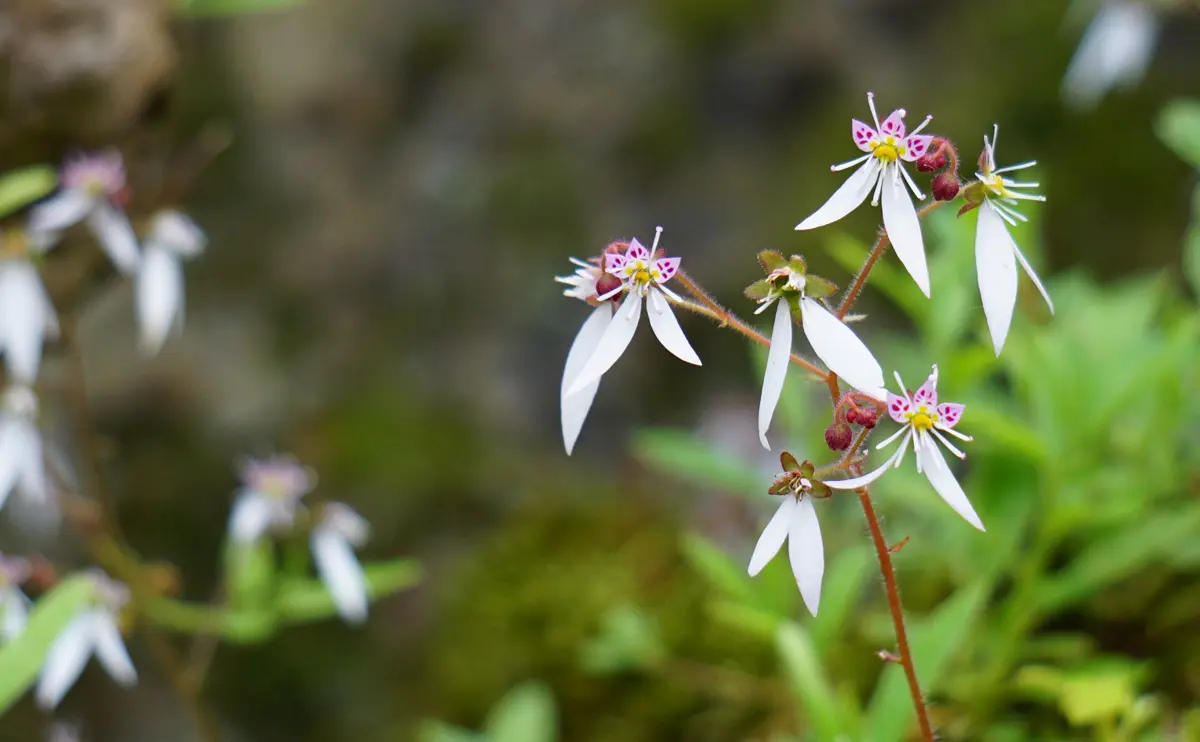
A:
[
  {"left": 886, "top": 392, "right": 911, "bottom": 423},
  {"left": 912, "top": 375, "right": 938, "bottom": 408},
  {"left": 901, "top": 135, "right": 934, "bottom": 162},
  {"left": 851, "top": 119, "right": 879, "bottom": 152},
  {"left": 625, "top": 239, "right": 650, "bottom": 263},
  {"left": 604, "top": 254, "right": 626, "bottom": 273},
  {"left": 652, "top": 257, "right": 680, "bottom": 282},
  {"left": 936, "top": 403, "right": 965, "bottom": 429},
  {"left": 880, "top": 109, "right": 907, "bottom": 139}
]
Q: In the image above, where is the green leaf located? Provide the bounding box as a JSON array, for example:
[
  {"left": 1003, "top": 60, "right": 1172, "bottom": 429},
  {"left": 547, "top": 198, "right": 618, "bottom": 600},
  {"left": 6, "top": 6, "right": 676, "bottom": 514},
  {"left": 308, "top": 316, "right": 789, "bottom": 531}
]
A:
[
  {"left": 679, "top": 532, "right": 756, "bottom": 604},
  {"left": 1156, "top": 99, "right": 1200, "bottom": 170},
  {"left": 276, "top": 559, "right": 422, "bottom": 623},
  {"left": 416, "top": 720, "right": 484, "bottom": 742},
  {"left": 177, "top": 0, "right": 303, "bottom": 16},
  {"left": 865, "top": 581, "right": 990, "bottom": 742},
  {"left": 484, "top": 682, "right": 557, "bottom": 742},
  {"left": 776, "top": 622, "right": 850, "bottom": 741},
  {"left": 633, "top": 428, "right": 761, "bottom": 497},
  {"left": 810, "top": 546, "right": 870, "bottom": 652},
  {"left": 0, "top": 166, "right": 57, "bottom": 220},
  {"left": 0, "top": 575, "right": 94, "bottom": 715},
  {"left": 708, "top": 599, "right": 783, "bottom": 641},
  {"left": 824, "top": 231, "right": 925, "bottom": 321},
  {"left": 579, "top": 603, "right": 665, "bottom": 675},
  {"left": 1058, "top": 659, "right": 1144, "bottom": 727},
  {"left": 1185, "top": 183, "right": 1200, "bottom": 296}
]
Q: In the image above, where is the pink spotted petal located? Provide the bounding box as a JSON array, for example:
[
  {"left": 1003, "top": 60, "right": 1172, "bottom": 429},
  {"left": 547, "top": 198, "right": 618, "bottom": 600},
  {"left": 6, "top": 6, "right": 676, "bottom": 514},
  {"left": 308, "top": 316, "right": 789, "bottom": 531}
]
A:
[
  {"left": 886, "top": 392, "right": 911, "bottom": 423},
  {"left": 901, "top": 135, "right": 934, "bottom": 162},
  {"left": 652, "top": 257, "right": 680, "bottom": 283},
  {"left": 879, "top": 109, "right": 907, "bottom": 139},
  {"left": 851, "top": 119, "right": 879, "bottom": 152},
  {"left": 912, "top": 374, "right": 938, "bottom": 408},
  {"left": 604, "top": 253, "right": 626, "bottom": 273},
  {"left": 936, "top": 403, "right": 965, "bottom": 429},
  {"left": 625, "top": 239, "right": 650, "bottom": 263}
]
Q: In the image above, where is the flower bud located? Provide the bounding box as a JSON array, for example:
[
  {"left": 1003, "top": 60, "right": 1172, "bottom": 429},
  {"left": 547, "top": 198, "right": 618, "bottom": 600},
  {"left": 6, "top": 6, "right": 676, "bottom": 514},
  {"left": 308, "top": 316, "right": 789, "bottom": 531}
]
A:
[
  {"left": 595, "top": 272, "right": 623, "bottom": 298},
  {"left": 931, "top": 173, "right": 960, "bottom": 202},
  {"left": 824, "top": 422, "right": 852, "bottom": 451},
  {"left": 856, "top": 407, "right": 878, "bottom": 429},
  {"left": 914, "top": 150, "right": 946, "bottom": 173}
]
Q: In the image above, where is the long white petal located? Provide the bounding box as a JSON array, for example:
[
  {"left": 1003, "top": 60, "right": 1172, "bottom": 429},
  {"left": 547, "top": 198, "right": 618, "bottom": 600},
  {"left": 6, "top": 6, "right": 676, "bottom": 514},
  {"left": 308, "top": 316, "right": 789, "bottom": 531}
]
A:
[
  {"left": 916, "top": 439, "right": 985, "bottom": 531},
  {"left": 747, "top": 496, "right": 796, "bottom": 577},
  {"left": 87, "top": 204, "right": 140, "bottom": 274},
  {"left": 976, "top": 203, "right": 1019, "bottom": 356},
  {"left": 0, "top": 263, "right": 50, "bottom": 384},
  {"left": 758, "top": 300, "right": 793, "bottom": 449},
  {"left": 1012, "top": 243, "right": 1055, "bottom": 315},
  {"left": 1, "top": 590, "right": 28, "bottom": 641},
  {"left": 28, "top": 190, "right": 95, "bottom": 234},
  {"left": 800, "top": 297, "right": 886, "bottom": 400},
  {"left": 561, "top": 304, "right": 613, "bottom": 455},
  {"left": 0, "top": 421, "right": 24, "bottom": 512},
  {"left": 36, "top": 614, "right": 94, "bottom": 710},
  {"left": 91, "top": 611, "right": 137, "bottom": 686},
  {"left": 881, "top": 169, "right": 930, "bottom": 297},
  {"left": 311, "top": 529, "right": 369, "bottom": 624},
  {"left": 228, "top": 491, "right": 273, "bottom": 543},
  {"left": 788, "top": 497, "right": 824, "bottom": 616},
  {"left": 566, "top": 291, "right": 643, "bottom": 396},
  {"left": 150, "top": 211, "right": 206, "bottom": 258},
  {"left": 136, "top": 245, "right": 183, "bottom": 356},
  {"left": 795, "top": 159, "right": 880, "bottom": 231},
  {"left": 646, "top": 289, "right": 701, "bottom": 366},
  {"left": 823, "top": 447, "right": 903, "bottom": 490},
  {"left": 16, "top": 421, "right": 47, "bottom": 503}
]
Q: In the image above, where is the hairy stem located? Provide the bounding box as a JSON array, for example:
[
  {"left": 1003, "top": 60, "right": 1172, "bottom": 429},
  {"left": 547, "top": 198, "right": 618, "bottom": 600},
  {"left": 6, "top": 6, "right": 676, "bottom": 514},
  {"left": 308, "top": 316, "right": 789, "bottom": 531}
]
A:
[{"left": 836, "top": 201, "right": 947, "bottom": 319}]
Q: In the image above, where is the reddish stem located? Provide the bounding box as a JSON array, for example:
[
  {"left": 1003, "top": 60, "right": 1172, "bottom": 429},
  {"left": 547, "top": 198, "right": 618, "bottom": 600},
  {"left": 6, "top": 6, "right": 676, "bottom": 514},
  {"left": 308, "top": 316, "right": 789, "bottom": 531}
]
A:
[{"left": 835, "top": 201, "right": 946, "bottom": 320}]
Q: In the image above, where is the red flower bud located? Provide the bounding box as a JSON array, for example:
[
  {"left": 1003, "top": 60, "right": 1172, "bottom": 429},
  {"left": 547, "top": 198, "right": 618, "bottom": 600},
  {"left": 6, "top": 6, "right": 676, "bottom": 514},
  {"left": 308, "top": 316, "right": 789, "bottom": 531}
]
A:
[
  {"left": 824, "top": 422, "right": 852, "bottom": 451},
  {"left": 595, "top": 272, "right": 623, "bottom": 299},
  {"left": 931, "top": 173, "right": 960, "bottom": 202},
  {"left": 856, "top": 407, "right": 878, "bottom": 429},
  {"left": 915, "top": 150, "right": 946, "bottom": 173}
]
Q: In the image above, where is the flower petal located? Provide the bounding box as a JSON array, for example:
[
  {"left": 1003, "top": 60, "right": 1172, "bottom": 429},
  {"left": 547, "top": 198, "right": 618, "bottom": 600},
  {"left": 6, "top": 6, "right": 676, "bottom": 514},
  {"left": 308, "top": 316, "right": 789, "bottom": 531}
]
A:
[
  {"left": 879, "top": 109, "right": 907, "bottom": 139},
  {"left": 795, "top": 159, "right": 880, "bottom": 231},
  {"left": 647, "top": 289, "right": 701, "bottom": 365},
  {"left": 0, "top": 263, "right": 51, "bottom": 384},
  {"left": 87, "top": 204, "right": 140, "bottom": 274},
  {"left": 16, "top": 421, "right": 47, "bottom": 503},
  {"left": 823, "top": 447, "right": 903, "bottom": 490},
  {"left": 91, "top": 611, "right": 137, "bottom": 687},
  {"left": 566, "top": 291, "right": 643, "bottom": 396},
  {"left": 912, "top": 369, "right": 938, "bottom": 408},
  {"left": 651, "top": 257, "right": 680, "bottom": 283},
  {"left": 800, "top": 297, "right": 886, "bottom": 400},
  {"left": 228, "top": 491, "right": 273, "bottom": 543},
  {"left": 852, "top": 119, "right": 879, "bottom": 152},
  {"left": 1013, "top": 243, "right": 1055, "bottom": 315},
  {"left": 312, "top": 528, "right": 369, "bottom": 624},
  {"left": 976, "top": 202, "right": 1019, "bottom": 356},
  {"left": 149, "top": 210, "right": 206, "bottom": 258},
  {"left": 880, "top": 170, "right": 930, "bottom": 297},
  {"left": 625, "top": 239, "right": 650, "bottom": 262},
  {"left": 901, "top": 134, "right": 934, "bottom": 162},
  {"left": 136, "top": 245, "right": 183, "bottom": 356},
  {"left": 886, "top": 393, "right": 912, "bottom": 424},
  {"left": 1, "top": 589, "right": 28, "bottom": 641},
  {"left": 36, "top": 613, "right": 94, "bottom": 710},
  {"left": 561, "top": 304, "right": 613, "bottom": 455},
  {"left": 916, "top": 437, "right": 985, "bottom": 531},
  {"left": 0, "top": 421, "right": 25, "bottom": 512},
  {"left": 604, "top": 253, "right": 626, "bottom": 273},
  {"left": 1062, "top": 0, "right": 1158, "bottom": 109},
  {"left": 936, "top": 403, "right": 965, "bottom": 429},
  {"left": 28, "top": 190, "right": 95, "bottom": 234},
  {"left": 758, "top": 300, "right": 793, "bottom": 450},
  {"left": 748, "top": 496, "right": 796, "bottom": 577},
  {"left": 788, "top": 497, "right": 824, "bottom": 616}
]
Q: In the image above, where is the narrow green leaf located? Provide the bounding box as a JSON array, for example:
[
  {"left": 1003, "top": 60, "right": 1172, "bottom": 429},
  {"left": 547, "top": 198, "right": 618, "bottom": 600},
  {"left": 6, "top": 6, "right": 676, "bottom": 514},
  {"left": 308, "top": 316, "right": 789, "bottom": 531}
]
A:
[
  {"left": 810, "top": 546, "right": 870, "bottom": 652},
  {"left": 1185, "top": 183, "right": 1200, "bottom": 296},
  {"left": 776, "top": 622, "right": 848, "bottom": 741},
  {"left": 579, "top": 603, "right": 664, "bottom": 674},
  {"left": 1156, "top": 99, "right": 1200, "bottom": 170},
  {"left": 679, "top": 532, "right": 756, "bottom": 603},
  {"left": 0, "top": 166, "right": 57, "bottom": 219},
  {"left": 178, "top": 0, "right": 303, "bottom": 16},
  {"left": 416, "top": 720, "right": 484, "bottom": 742},
  {"left": 484, "top": 682, "right": 557, "bottom": 742},
  {"left": 633, "top": 428, "right": 761, "bottom": 497},
  {"left": 824, "top": 232, "right": 925, "bottom": 320},
  {"left": 0, "top": 575, "right": 93, "bottom": 715},
  {"left": 276, "top": 559, "right": 422, "bottom": 623}
]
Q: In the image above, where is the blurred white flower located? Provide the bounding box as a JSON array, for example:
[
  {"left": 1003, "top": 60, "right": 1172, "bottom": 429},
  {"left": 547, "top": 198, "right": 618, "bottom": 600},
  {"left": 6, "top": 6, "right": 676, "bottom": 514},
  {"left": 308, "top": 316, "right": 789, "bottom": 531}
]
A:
[
  {"left": 227, "top": 455, "right": 316, "bottom": 543},
  {"left": 36, "top": 571, "right": 136, "bottom": 710},
  {"left": 565, "top": 227, "right": 701, "bottom": 397},
  {"left": 136, "top": 210, "right": 206, "bottom": 355},
  {"left": 1062, "top": 1, "right": 1158, "bottom": 109},
  {"left": 796, "top": 93, "right": 935, "bottom": 297},
  {"left": 0, "top": 386, "right": 48, "bottom": 512},
  {"left": 972, "top": 126, "right": 1053, "bottom": 355},
  {"left": 0, "top": 231, "right": 59, "bottom": 385},
  {"left": 556, "top": 257, "right": 611, "bottom": 455},
  {"left": 311, "top": 502, "right": 370, "bottom": 624},
  {"left": 0, "top": 554, "right": 32, "bottom": 642},
  {"left": 29, "top": 151, "right": 140, "bottom": 274},
  {"left": 826, "top": 365, "right": 984, "bottom": 531}
]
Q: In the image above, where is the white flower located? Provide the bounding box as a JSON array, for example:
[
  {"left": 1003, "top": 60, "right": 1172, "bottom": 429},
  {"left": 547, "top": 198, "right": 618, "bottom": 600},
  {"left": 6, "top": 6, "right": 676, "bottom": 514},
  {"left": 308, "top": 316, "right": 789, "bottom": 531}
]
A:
[
  {"left": 311, "top": 502, "right": 370, "bottom": 625},
  {"left": 0, "top": 231, "right": 60, "bottom": 385},
  {"left": 747, "top": 453, "right": 828, "bottom": 616},
  {"left": 1062, "top": 1, "right": 1158, "bottom": 109},
  {"left": 28, "top": 151, "right": 140, "bottom": 274},
  {"left": 136, "top": 210, "right": 206, "bottom": 356},
  {"left": 796, "top": 93, "right": 935, "bottom": 297},
  {"left": 565, "top": 227, "right": 701, "bottom": 397},
  {"left": 753, "top": 262, "right": 887, "bottom": 450},
  {"left": 227, "top": 456, "right": 316, "bottom": 543},
  {"left": 0, "top": 386, "right": 48, "bottom": 511},
  {"left": 972, "top": 125, "right": 1053, "bottom": 356},
  {"left": 0, "top": 554, "right": 32, "bottom": 642},
  {"left": 825, "top": 365, "right": 984, "bottom": 531},
  {"left": 556, "top": 257, "right": 611, "bottom": 455},
  {"left": 36, "top": 571, "right": 137, "bottom": 710}
]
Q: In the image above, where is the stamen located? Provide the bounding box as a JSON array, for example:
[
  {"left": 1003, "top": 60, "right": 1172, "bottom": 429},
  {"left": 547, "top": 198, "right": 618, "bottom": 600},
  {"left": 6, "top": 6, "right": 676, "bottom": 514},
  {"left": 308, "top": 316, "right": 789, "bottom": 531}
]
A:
[
  {"left": 875, "top": 424, "right": 910, "bottom": 450},
  {"left": 832, "top": 153, "right": 872, "bottom": 172},
  {"left": 898, "top": 163, "right": 925, "bottom": 201},
  {"left": 870, "top": 166, "right": 886, "bottom": 206},
  {"left": 993, "top": 160, "right": 1037, "bottom": 175},
  {"left": 753, "top": 297, "right": 776, "bottom": 315},
  {"left": 597, "top": 283, "right": 624, "bottom": 302},
  {"left": 908, "top": 114, "right": 933, "bottom": 138},
  {"left": 568, "top": 257, "right": 590, "bottom": 268},
  {"left": 935, "top": 423, "right": 974, "bottom": 443},
  {"left": 1000, "top": 179, "right": 1040, "bottom": 189},
  {"left": 657, "top": 283, "right": 683, "bottom": 303},
  {"left": 650, "top": 226, "right": 663, "bottom": 256},
  {"left": 892, "top": 429, "right": 913, "bottom": 468},
  {"left": 867, "top": 92, "right": 881, "bottom": 131},
  {"left": 892, "top": 370, "right": 909, "bottom": 397},
  {"left": 931, "top": 428, "right": 967, "bottom": 459}
]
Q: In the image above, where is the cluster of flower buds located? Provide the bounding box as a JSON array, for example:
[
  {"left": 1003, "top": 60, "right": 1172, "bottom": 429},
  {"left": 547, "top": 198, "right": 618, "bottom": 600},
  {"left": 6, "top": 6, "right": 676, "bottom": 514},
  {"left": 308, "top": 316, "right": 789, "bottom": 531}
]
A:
[{"left": 557, "top": 92, "right": 1057, "bottom": 615}]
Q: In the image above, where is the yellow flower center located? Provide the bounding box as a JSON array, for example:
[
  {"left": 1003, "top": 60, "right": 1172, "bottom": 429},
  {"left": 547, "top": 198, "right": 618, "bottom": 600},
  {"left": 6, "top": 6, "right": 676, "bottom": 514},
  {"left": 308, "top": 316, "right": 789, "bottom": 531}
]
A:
[
  {"left": 870, "top": 136, "right": 906, "bottom": 163},
  {"left": 982, "top": 173, "right": 1009, "bottom": 198},
  {"left": 906, "top": 404, "right": 938, "bottom": 432}
]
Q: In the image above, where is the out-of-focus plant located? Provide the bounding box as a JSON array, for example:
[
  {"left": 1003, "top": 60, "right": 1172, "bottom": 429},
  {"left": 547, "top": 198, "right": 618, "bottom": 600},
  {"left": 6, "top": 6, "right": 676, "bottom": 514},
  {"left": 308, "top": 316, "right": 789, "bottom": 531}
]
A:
[{"left": 418, "top": 681, "right": 558, "bottom": 742}]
